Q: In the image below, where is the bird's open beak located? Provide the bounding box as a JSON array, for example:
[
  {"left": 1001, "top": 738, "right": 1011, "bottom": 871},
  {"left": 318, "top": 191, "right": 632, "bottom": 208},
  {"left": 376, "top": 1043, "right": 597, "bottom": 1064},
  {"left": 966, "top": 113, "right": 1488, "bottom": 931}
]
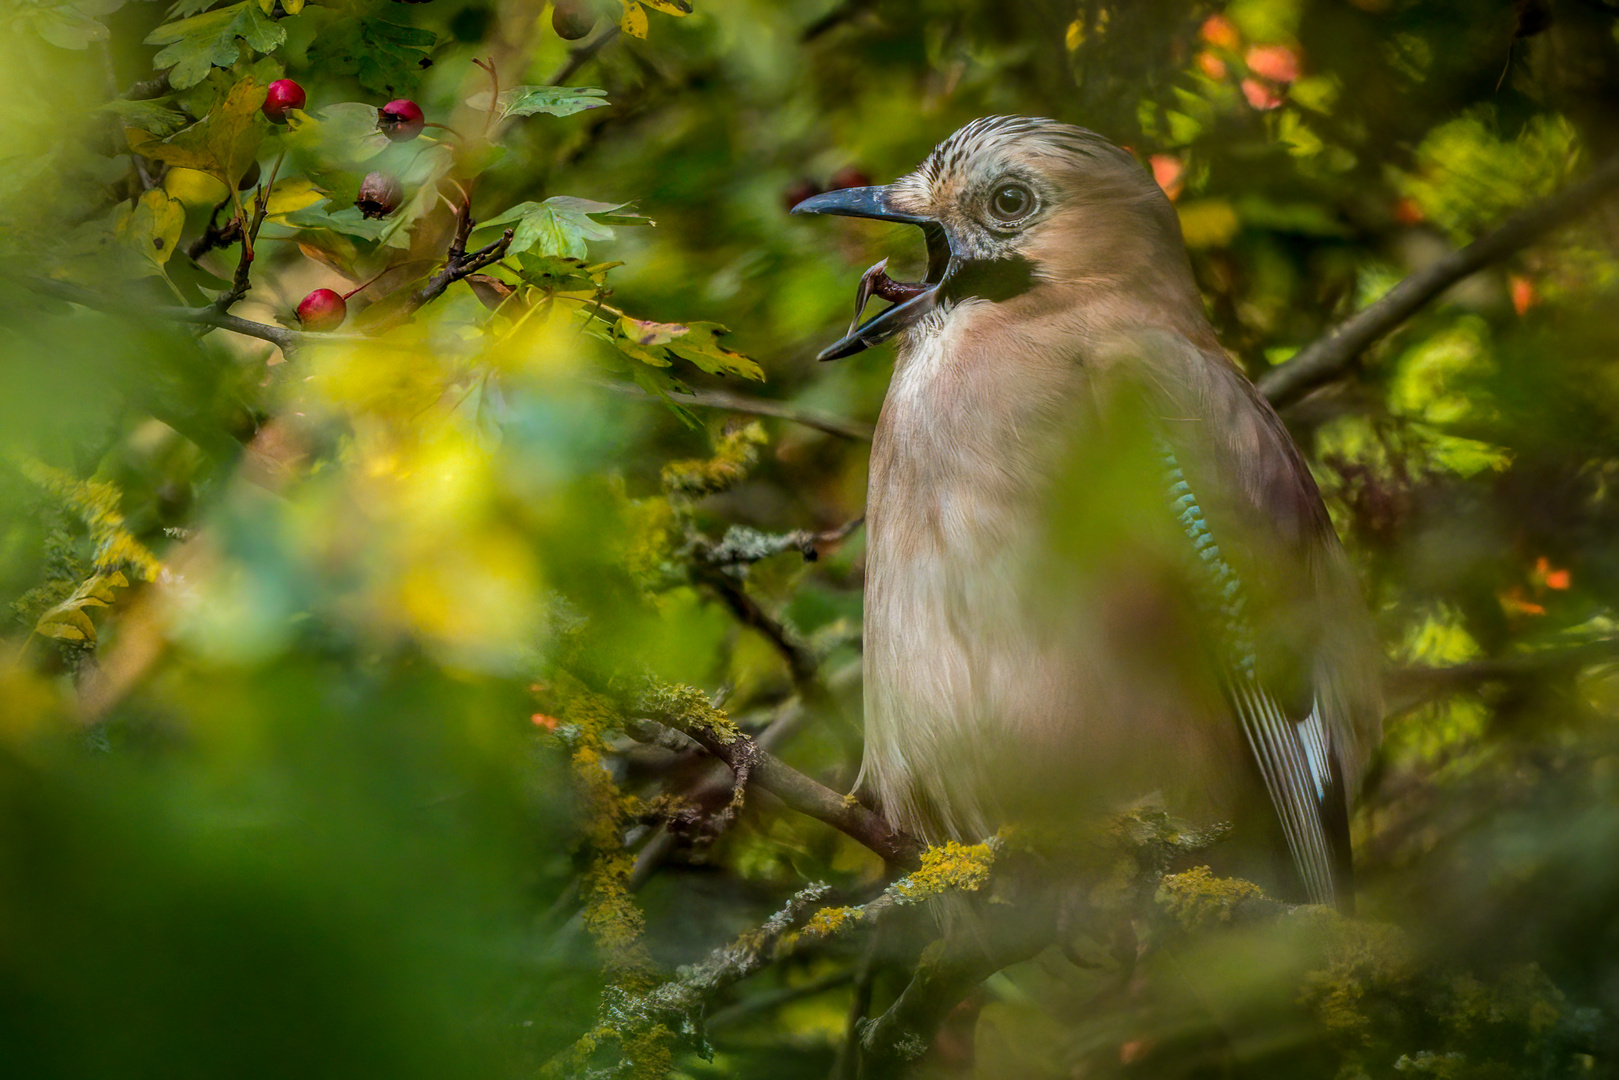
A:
[{"left": 792, "top": 186, "right": 959, "bottom": 361}]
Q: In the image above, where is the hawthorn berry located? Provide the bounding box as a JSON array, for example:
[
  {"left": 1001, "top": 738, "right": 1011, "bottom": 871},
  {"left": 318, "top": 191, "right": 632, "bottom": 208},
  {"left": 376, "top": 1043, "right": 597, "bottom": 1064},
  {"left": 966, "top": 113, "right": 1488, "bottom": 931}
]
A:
[
  {"left": 262, "top": 79, "right": 305, "bottom": 124},
  {"left": 297, "top": 289, "right": 347, "bottom": 331},
  {"left": 552, "top": 0, "right": 597, "bottom": 40},
  {"left": 377, "top": 99, "right": 426, "bottom": 142},
  {"left": 354, "top": 172, "right": 404, "bottom": 219},
  {"left": 238, "top": 160, "right": 261, "bottom": 191}
]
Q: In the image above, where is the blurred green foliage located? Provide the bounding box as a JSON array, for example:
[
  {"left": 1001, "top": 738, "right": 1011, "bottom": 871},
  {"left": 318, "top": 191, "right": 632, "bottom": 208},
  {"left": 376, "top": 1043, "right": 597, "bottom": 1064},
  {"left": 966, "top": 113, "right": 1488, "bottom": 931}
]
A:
[{"left": 5, "top": 0, "right": 1619, "bottom": 1076}]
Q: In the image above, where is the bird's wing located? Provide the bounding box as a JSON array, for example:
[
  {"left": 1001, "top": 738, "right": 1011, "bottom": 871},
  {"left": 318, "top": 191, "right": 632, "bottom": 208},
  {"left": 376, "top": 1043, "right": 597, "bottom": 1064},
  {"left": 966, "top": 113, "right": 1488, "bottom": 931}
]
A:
[
  {"left": 1159, "top": 435, "right": 1355, "bottom": 908},
  {"left": 1088, "top": 328, "right": 1378, "bottom": 908}
]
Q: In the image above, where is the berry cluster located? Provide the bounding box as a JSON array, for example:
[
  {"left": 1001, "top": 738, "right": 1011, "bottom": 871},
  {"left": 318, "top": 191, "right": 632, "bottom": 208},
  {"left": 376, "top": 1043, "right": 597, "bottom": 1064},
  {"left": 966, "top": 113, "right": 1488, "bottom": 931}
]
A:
[{"left": 259, "top": 80, "right": 433, "bottom": 330}]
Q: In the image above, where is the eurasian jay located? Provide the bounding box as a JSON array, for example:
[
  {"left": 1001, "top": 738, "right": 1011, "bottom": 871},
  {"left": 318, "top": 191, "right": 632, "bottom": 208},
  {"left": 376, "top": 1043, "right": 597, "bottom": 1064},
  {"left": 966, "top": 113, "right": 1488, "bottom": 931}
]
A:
[{"left": 795, "top": 116, "right": 1381, "bottom": 910}]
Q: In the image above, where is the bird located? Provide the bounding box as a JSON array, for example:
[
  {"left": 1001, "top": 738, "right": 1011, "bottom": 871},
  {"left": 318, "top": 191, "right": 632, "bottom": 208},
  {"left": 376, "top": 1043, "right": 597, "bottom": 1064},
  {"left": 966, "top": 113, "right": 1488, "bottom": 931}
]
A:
[{"left": 794, "top": 116, "right": 1381, "bottom": 911}]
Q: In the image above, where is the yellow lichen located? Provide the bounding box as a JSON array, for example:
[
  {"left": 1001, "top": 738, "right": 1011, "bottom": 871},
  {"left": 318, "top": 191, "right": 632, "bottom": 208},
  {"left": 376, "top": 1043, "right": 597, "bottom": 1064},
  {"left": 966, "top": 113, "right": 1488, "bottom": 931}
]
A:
[
  {"left": 18, "top": 460, "right": 161, "bottom": 581},
  {"left": 555, "top": 676, "right": 657, "bottom": 988},
  {"left": 660, "top": 421, "right": 767, "bottom": 499},
  {"left": 641, "top": 681, "right": 742, "bottom": 743},
  {"left": 1155, "top": 865, "right": 1267, "bottom": 931},
  {"left": 1298, "top": 913, "right": 1413, "bottom": 1044},
  {"left": 800, "top": 904, "right": 858, "bottom": 938},
  {"left": 893, "top": 839, "right": 997, "bottom": 902}
]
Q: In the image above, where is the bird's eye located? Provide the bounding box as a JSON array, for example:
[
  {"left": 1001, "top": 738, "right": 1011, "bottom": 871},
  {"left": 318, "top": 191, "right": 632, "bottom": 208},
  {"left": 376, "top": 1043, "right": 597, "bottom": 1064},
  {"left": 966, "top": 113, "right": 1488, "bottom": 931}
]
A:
[{"left": 988, "top": 182, "right": 1035, "bottom": 224}]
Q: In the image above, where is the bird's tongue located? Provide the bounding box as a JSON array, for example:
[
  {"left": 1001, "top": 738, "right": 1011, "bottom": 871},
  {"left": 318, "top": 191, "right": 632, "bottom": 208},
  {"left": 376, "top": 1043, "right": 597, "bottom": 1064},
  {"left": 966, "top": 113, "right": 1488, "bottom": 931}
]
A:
[{"left": 847, "top": 258, "right": 929, "bottom": 336}]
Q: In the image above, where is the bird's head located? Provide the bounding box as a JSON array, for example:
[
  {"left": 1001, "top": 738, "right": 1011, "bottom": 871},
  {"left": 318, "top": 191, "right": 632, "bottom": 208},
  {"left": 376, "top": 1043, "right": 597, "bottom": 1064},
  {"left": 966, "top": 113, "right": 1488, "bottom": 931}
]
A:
[{"left": 794, "top": 116, "right": 1192, "bottom": 361}]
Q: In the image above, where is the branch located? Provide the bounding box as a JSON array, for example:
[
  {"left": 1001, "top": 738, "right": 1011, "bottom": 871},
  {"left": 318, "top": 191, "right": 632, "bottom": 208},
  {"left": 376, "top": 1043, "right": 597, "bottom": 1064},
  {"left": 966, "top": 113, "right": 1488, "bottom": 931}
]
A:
[
  {"left": 159, "top": 303, "right": 303, "bottom": 350},
  {"left": 409, "top": 226, "right": 515, "bottom": 312},
  {"left": 628, "top": 696, "right": 810, "bottom": 889},
  {"left": 857, "top": 905, "right": 1055, "bottom": 1075},
  {"left": 1385, "top": 636, "right": 1619, "bottom": 714},
  {"left": 567, "top": 836, "right": 1005, "bottom": 1072},
  {"left": 547, "top": 25, "right": 621, "bottom": 86},
  {"left": 694, "top": 568, "right": 824, "bottom": 688},
  {"left": 625, "top": 715, "right": 923, "bottom": 868},
  {"left": 185, "top": 196, "right": 240, "bottom": 262},
  {"left": 695, "top": 519, "right": 864, "bottom": 567},
  {"left": 26, "top": 277, "right": 305, "bottom": 351},
  {"left": 1257, "top": 155, "right": 1619, "bottom": 407},
  {"left": 595, "top": 379, "right": 875, "bottom": 440}
]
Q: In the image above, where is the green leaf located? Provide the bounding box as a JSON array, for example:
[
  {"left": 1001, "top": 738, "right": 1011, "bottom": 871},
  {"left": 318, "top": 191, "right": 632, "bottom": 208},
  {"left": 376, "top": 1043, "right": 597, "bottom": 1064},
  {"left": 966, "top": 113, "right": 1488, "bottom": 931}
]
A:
[
  {"left": 101, "top": 99, "right": 190, "bottom": 137},
  {"left": 356, "top": 17, "right": 437, "bottom": 96},
  {"left": 32, "top": 4, "right": 116, "bottom": 49},
  {"left": 166, "top": 0, "right": 220, "bottom": 17},
  {"left": 35, "top": 571, "right": 129, "bottom": 645},
  {"left": 465, "top": 85, "right": 610, "bottom": 120},
  {"left": 666, "top": 322, "right": 764, "bottom": 380},
  {"left": 603, "top": 316, "right": 764, "bottom": 381},
  {"left": 476, "top": 197, "right": 623, "bottom": 260},
  {"left": 513, "top": 254, "right": 618, "bottom": 291},
  {"left": 618, "top": 315, "right": 687, "bottom": 347},
  {"left": 281, "top": 201, "right": 393, "bottom": 241},
  {"left": 145, "top": 1, "right": 285, "bottom": 90},
  {"left": 126, "top": 76, "right": 267, "bottom": 188}
]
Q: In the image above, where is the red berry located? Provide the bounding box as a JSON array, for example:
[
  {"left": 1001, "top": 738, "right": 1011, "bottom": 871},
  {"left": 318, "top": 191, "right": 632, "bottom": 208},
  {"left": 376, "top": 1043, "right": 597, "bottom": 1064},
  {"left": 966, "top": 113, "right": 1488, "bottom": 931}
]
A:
[
  {"left": 297, "top": 289, "right": 347, "bottom": 331},
  {"left": 354, "top": 172, "right": 403, "bottom": 219},
  {"left": 829, "top": 166, "right": 872, "bottom": 191},
  {"left": 377, "top": 99, "right": 426, "bottom": 142},
  {"left": 783, "top": 179, "right": 823, "bottom": 212},
  {"left": 263, "top": 79, "right": 305, "bottom": 124},
  {"left": 552, "top": 0, "right": 597, "bottom": 39}
]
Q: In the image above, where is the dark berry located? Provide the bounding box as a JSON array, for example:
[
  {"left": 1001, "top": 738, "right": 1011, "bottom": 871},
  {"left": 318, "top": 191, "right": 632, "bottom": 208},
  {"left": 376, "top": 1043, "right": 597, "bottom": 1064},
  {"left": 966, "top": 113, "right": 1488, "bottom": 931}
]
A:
[
  {"left": 552, "top": 0, "right": 597, "bottom": 39},
  {"left": 377, "top": 99, "right": 426, "bottom": 142},
  {"left": 354, "top": 172, "right": 403, "bottom": 219},
  {"left": 238, "top": 160, "right": 261, "bottom": 191},
  {"left": 297, "top": 289, "right": 347, "bottom": 331},
  {"left": 829, "top": 166, "right": 872, "bottom": 191},
  {"left": 263, "top": 79, "right": 305, "bottom": 124},
  {"left": 783, "top": 179, "right": 823, "bottom": 212}
]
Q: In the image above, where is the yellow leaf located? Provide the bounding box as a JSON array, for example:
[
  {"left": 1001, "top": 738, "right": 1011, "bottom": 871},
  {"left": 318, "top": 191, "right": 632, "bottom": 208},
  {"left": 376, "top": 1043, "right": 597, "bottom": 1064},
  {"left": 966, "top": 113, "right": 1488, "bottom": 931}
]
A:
[
  {"left": 124, "top": 189, "right": 185, "bottom": 269},
  {"left": 619, "top": 0, "right": 648, "bottom": 38},
  {"left": 281, "top": 0, "right": 304, "bottom": 10},
  {"left": 639, "top": 0, "right": 692, "bottom": 14},
  {"left": 164, "top": 166, "right": 230, "bottom": 208},
  {"left": 265, "top": 177, "right": 324, "bottom": 216},
  {"left": 256, "top": 0, "right": 274, "bottom": 13},
  {"left": 126, "top": 76, "right": 266, "bottom": 188},
  {"left": 34, "top": 571, "right": 131, "bottom": 646}
]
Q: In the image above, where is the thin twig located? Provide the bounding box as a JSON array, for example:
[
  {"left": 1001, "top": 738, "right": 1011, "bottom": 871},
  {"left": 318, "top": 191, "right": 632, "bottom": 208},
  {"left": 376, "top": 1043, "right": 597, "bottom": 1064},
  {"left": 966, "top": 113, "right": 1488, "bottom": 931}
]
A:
[
  {"left": 696, "top": 569, "right": 823, "bottom": 688},
  {"left": 625, "top": 716, "right": 922, "bottom": 868},
  {"left": 695, "top": 519, "right": 864, "bottom": 568},
  {"left": 1258, "top": 155, "right": 1619, "bottom": 407},
  {"left": 592, "top": 379, "right": 875, "bottom": 441},
  {"left": 411, "top": 227, "right": 515, "bottom": 310},
  {"left": 547, "top": 25, "right": 622, "bottom": 86},
  {"left": 186, "top": 195, "right": 240, "bottom": 261}
]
